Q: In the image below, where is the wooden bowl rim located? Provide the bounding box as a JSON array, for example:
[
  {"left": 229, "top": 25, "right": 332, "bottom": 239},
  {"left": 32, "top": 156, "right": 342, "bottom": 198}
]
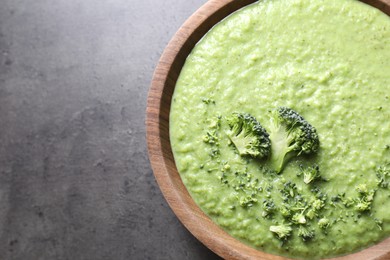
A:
[{"left": 146, "top": 0, "right": 390, "bottom": 259}]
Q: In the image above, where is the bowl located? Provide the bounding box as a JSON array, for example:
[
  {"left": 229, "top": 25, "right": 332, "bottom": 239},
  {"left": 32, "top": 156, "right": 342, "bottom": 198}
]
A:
[{"left": 146, "top": 0, "right": 390, "bottom": 259}]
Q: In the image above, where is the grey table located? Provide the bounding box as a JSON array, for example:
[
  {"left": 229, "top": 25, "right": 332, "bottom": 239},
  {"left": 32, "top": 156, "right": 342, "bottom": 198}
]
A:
[{"left": 0, "top": 0, "right": 221, "bottom": 259}]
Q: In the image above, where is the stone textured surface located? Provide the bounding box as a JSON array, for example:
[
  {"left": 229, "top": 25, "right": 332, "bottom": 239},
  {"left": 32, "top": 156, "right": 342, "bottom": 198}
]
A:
[{"left": 0, "top": 0, "right": 221, "bottom": 259}]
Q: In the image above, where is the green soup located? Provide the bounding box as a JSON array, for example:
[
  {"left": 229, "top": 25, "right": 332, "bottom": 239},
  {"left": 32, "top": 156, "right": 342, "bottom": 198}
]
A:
[{"left": 169, "top": 0, "right": 390, "bottom": 258}]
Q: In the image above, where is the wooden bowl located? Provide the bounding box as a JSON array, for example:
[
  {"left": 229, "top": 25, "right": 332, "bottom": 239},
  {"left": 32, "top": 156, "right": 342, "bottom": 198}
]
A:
[{"left": 146, "top": 0, "right": 390, "bottom": 259}]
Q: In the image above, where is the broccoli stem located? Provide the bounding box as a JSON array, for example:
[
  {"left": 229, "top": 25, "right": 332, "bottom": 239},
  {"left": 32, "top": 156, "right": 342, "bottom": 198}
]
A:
[
  {"left": 269, "top": 126, "right": 295, "bottom": 173},
  {"left": 229, "top": 133, "right": 251, "bottom": 156}
]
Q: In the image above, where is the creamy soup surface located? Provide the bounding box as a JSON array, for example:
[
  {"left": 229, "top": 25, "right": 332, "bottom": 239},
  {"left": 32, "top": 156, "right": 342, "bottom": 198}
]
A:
[{"left": 170, "top": 0, "right": 390, "bottom": 258}]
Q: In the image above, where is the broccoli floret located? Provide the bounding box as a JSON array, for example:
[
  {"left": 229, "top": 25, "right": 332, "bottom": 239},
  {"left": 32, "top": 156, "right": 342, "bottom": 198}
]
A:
[
  {"left": 292, "top": 212, "right": 307, "bottom": 224},
  {"left": 354, "top": 198, "right": 371, "bottom": 212},
  {"left": 356, "top": 184, "right": 368, "bottom": 194},
  {"left": 262, "top": 198, "right": 276, "bottom": 218},
  {"left": 353, "top": 185, "right": 376, "bottom": 212},
  {"left": 305, "top": 209, "right": 316, "bottom": 220},
  {"left": 312, "top": 198, "right": 325, "bottom": 210},
  {"left": 306, "top": 198, "right": 325, "bottom": 219},
  {"left": 341, "top": 197, "right": 355, "bottom": 208},
  {"left": 280, "top": 181, "right": 297, "bottom": 200},
  {"left": 239, "top": 195, "right": 257, "bottom": 208},
  {"left": 203, "top": 131, "right": 219, "bottom": 145},
  {"left": 365, "top": 190, "right": 375, "bottom": 202},
  {"left": 269, "top": 224, "right": 292, "bottom": 240},
  {"left": 298, "top": 226, "right": 315, "bottom": 241},
  {"left": 268, "top": 107, "right": 319, "bottom": 173},
  {"left": 318, "top": 218, "right": 330, "bottom": 229},
  {"left": 203, "top": 116, "right": 221, "bottom": 145},
  {"left": 376, "top": 163, "right": 389, "bottom": 188},
  {"left": 226, "top": 113, "right": 271, "bottom": 158},
  {"left": 301, "top": 164, "right": 320, "bottom": 184},
  {"left": 280, "top": 205, "right": 292, "bottom": 218}
]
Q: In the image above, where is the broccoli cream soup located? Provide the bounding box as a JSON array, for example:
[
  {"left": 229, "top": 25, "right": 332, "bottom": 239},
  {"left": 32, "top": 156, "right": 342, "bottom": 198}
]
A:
[{"left": 169, "top": 0, "right": 390, "bottom": 258}]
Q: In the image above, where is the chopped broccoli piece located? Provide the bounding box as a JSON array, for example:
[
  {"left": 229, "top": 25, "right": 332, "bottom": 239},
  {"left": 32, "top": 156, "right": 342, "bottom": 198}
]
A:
[
  {"left": 268, "top": 107, "right": 319, "bottom": 173},
  {"left": 292, "top": 213, "right": 307, "bottom": 224},
  {"left": 305, "top": 198, "right": 325, "bottom": 219},
  {"left": 341, "top": 197, "right": 355, "bottom": 208},
  {"left": 201, "top": 98, "right": 215, "bottom": 104},
  {"left": 280, "top": 205, "right": 292, "bottom": 218},
  {"left": 239, "top": 195, "right": 257, "bottom": 208},
  {"left": 208, "top": 116, "right": 221, "bottom": 129},
  {"left": 209, "top": 148, "right": 220, "bottom": 158},
  {"left": 356, "top": 184, "right": 368, "bottom": 194},
  {"left": 365, "top": 190, "right": 375, "bottom": 202},
  {"left": 354, "top": 198, "right": 371, "bottom": 212},
  {"left": 311, "top": 187, "right": 328, "bottom": 201},
  {"left": 312, "top": 198, "right": 325, "bottom": 210},
  {"left": 301, "top": 164, "right": 320, "bottom": 184},
  {"left": 262, "top": 199, "right": 276, "bottom": 218},
  {"left": 353, "top": 185, "right": 376, "bottom": 212},
  {"left": 269, "top": 224, "right": 292, "bottom": 240},
  {"left": 330, "top": 194, "right": 342, "bottom": 206},
  {"left": 305, "top": 209, "right": 316, "bottom": 220},
  {"left": 226, "top": 113, "right": 271, "bottom": 158},
  {"left": 298, "top": 226, "right": 315, "bottom": 241},
  {"left": 376, "top": 162, "right": 390, "bottom": 188},
  {"left": 318, "top": 218, "right": 330, "bottom": 229},
  {"left": 280, "top": 181, "right": 297, "bottom": 200},
  {"left": 278, "top": 180, "right": 322, "bottom": 223},
  {"left": 203, "top": 131, "right": 219, "bottom": 144},
  {"left": 221, "top": 162, "right": 231, "bottom": 172},
  {"left": 375, "top": 218, "right": 383, "bottom": 230},
  {"left": 203, "top": 116, "right": 221, "bottom": 145}
]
